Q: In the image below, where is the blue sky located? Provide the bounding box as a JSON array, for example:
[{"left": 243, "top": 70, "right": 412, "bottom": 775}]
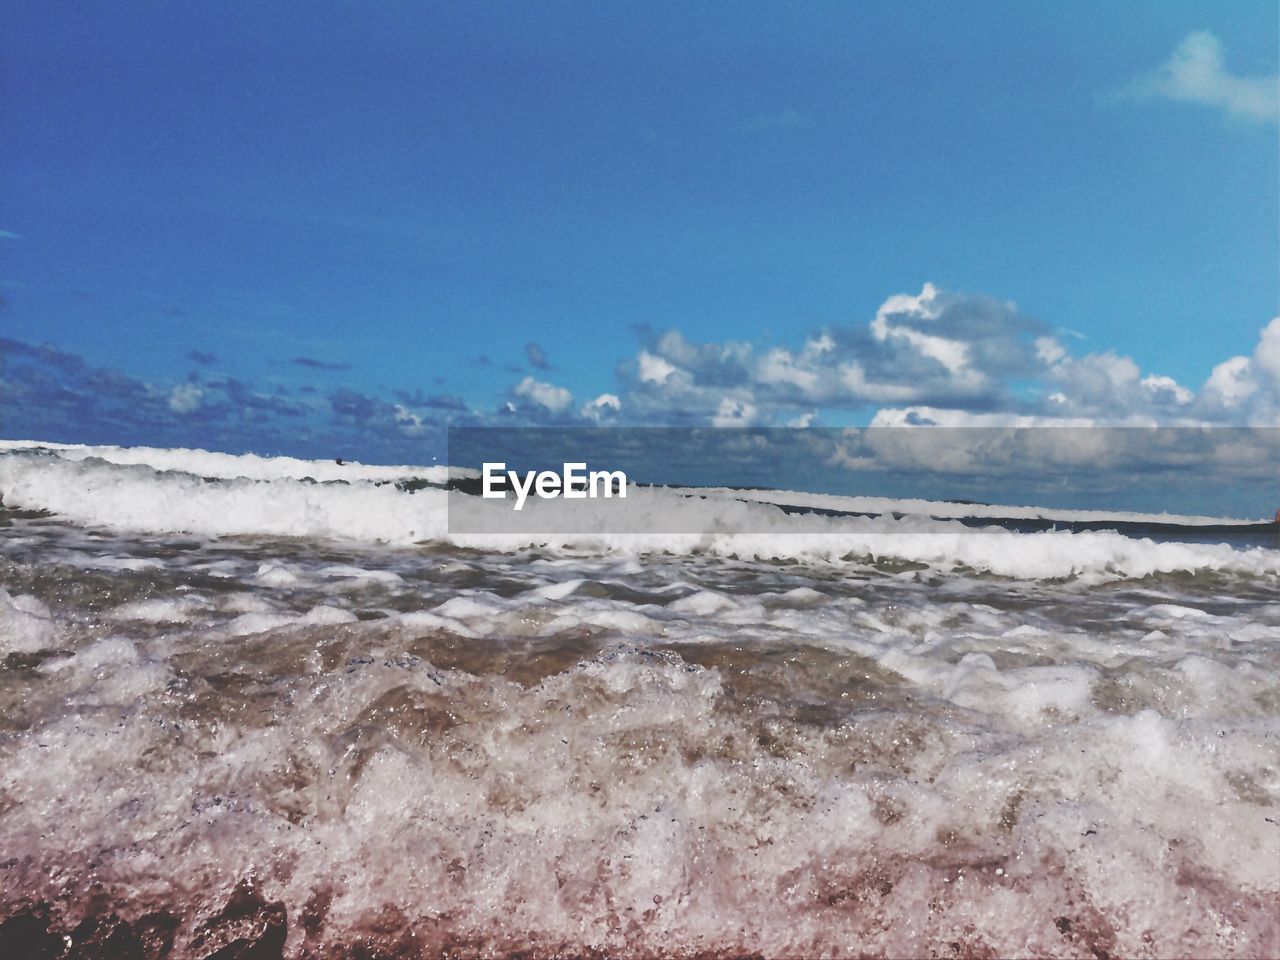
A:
[{"left": 1, "top": 2, "right": 1277, "bottom": 461}]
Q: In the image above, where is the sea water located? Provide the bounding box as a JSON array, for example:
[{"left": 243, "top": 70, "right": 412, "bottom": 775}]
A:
[{"left": 0, "top": 443, "right": 1277, "bottom": 958}]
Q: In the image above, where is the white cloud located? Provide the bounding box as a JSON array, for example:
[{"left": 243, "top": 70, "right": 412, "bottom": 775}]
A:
[
  {"left": 869, "top": 407, "right": 1102, "bottom": 429},
  {"left": 1035, "top": 336, "right": 1067, "bottom": 366},
  {"left": 711, "top": 396, "right": 757, "bottom": 427},
  {"left": 805, "top": 333, "right": 835, "bottom": 355},
  {"left": 873, "top": 282, "right": 943, "bottom": 324},
  {"left": 637, "top": 350, "right": 677, "bottom": 385},
  {"left": 580, "top": 392, "right": 621, "bottom": 421},
  {"left": 1204, "top": 356, "right": 1256, "bottom": 406},
  {"left": 1123, "top": 31, "right": 1278, "bottom": 124},
  {"left": 1198, "top": 318, "right": 1280, "bottom": 423},
  {"left": 1254, "top": 317, "right": 1280, "bottom": 382},
  {"left": 1048, "top": 350, "right": 1140, "bottom": 394},
  {"left": 501, "top": 285, "right": 1278, "bottom": 430},
  {"left": 757, "top": 347, "right": 818, "bottom": 392},
  {"left": 393, "top": 404, "right": 427, "bottom": 436},
  {"left": 514, "top": 376, "right": 572, "bottom": 414},
  {"left": 618, "top": 283, "right": 1043, "bottom": 424},
  {"left": 838, "top": 360, "right": 919, "bottom": 403},
  {"left": 1141, "top": 375, "right": 1193, "bottom": 406},
  {"left": 168, "top": 383, "right": 203, "bottom": 414},
  {"left": 591, "top": 392, "right": 621, "bottom": 411},
  {"left": 865, "top": 282, "right": 1016, "bottom": 392},
  {"left": 876, "top": 322, "right": 976, "bottom": 379},
  {"left": 1035, "top": 346, "right": 1199, "bottom": 419}
]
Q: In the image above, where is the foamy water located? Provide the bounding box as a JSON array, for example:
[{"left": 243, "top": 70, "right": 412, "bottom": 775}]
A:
[{"left": 0, "top": 443, "right": 1277, "bottom": 958}]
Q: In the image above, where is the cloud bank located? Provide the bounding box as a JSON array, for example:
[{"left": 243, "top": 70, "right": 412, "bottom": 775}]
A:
[
  {"left": 3, "top": 284, "right": 1278, "bottom": 467},
  {"left": 599, "top": 285, "right": 1278, "bottom": 429}
]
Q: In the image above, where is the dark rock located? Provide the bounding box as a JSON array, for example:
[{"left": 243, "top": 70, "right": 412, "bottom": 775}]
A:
[
  {"left": 299, "top": 889, "right": 331, "bottom": 938},
  {"left": 67, "top": 914, "right": 146, "bottom": 959},
  {"left": 133, "top": 912, "right": 179, "bottom": 960},
  {"left": 190, "top": 880, "right": 287, "bottom": 960},
  {"left": 0, "top": 905, "right": 63, "bottom": 960}
]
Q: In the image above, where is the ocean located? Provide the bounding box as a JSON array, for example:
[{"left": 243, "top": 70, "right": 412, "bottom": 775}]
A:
[{"left": 1, "top": 442, "right": 1277, "bottom": 958}]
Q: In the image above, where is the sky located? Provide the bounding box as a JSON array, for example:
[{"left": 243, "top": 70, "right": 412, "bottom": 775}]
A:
[{"left": 1, "top": 2, "right": 1278, "bottom": 464}]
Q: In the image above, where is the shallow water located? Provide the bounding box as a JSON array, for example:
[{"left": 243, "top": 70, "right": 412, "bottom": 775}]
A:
[{"left": 0, "top": 447, "right": 1278, "bottom": 958}]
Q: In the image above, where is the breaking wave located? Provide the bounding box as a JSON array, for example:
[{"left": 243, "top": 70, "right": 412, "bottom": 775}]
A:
[{"left": 0, "top": 442, "right": 1277, "bottom": 958}]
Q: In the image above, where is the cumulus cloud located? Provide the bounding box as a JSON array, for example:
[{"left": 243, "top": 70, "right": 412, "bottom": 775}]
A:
[
  {"left": 711, "top": 396, "right": 757, "bottom": 427},
  {"left": 513, "top": 376, "right": 573, "bottom": 414},
  {"left": 581, "top": 393, "right": 622, "bottom": 422},
  {"left": 869, "top": 407, "right": 1100, "bottom": 429},
  {"left": 5, "top": 288, "right": 1278, "bottom": 465},
  {"left": 593, "top": 393, "right": 621, "bottom": 411},
  {"left": 637, "top": 350, "right": 677, "bottom": 385},
  {"left": 866, "top": 283, "right": 990, "bottom": 392},
  {"left": 1122, "top": 31, "right": 1279, "bottom": 124},
  {"left": 1255, "top": 317, "right": 1280, "bottom": 381},
  {"left": 877, "top": 313, "right": 1280, "bottom": 429},
  {"left": 1199, "top": 317, "right": 1280, "bottom": 424},
  {"left": 603, "top": 285, "right": 1280, "bottom": 430},
  {"left": 393, "top": 404, "right": 427, "bottom": 437},
  {"left": 1036, "top": 348, "right": 1147, "bottom": 416},
  {"left": 616, "top": 284, "right": 1048, "bottom": 425}
]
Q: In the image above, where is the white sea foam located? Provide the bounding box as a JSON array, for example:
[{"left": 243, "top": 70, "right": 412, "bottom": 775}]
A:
[
  {"left": 1, "top": 611, "right": 1276, "bottom": 957},
  {"left": 1, "top": 444, "right": 1277, "bottom": 584},
  {"left": 0, "top": 438, "right": 450, "bottom": 484},
  {"left": 0, "top": 588, "right": 58, "bottom": 653},
  {"left": 690, "top": 484, "right": 1258, "bottom": 526}
]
